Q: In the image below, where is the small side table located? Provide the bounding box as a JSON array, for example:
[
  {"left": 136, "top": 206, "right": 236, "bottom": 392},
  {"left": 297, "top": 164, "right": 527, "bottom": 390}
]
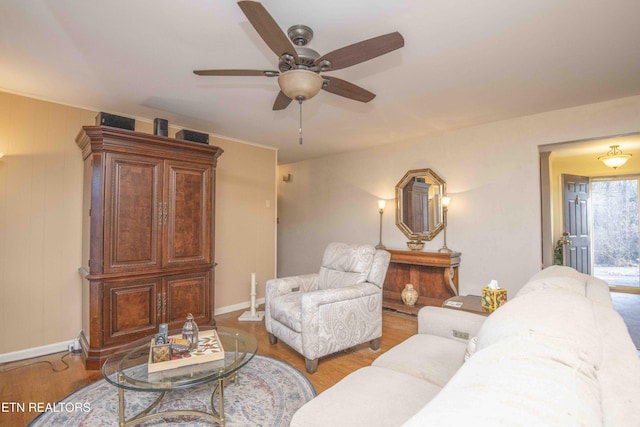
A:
[{"left": 442, "top": 295, "right": 491, "bottom": 316}]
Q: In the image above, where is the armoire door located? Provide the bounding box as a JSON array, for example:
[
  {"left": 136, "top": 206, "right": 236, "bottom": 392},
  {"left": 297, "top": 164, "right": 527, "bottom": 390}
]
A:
[
  {"left": 104, "top": 153, "right": 163, "bottom": 274},
  {"left": 164, "top": 271, "right": 211, "bottom": 328},
  {"left": 163, "top": 161, "right": 212, "bottom": 268},
  {"left": 102, "top": 277, "right": 162, "bottom": 346}
]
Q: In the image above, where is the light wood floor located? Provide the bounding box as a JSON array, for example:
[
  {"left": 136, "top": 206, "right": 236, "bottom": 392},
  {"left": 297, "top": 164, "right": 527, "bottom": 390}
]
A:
[{"left": 0, "top": 307, "right": 417, "bottom": 426}]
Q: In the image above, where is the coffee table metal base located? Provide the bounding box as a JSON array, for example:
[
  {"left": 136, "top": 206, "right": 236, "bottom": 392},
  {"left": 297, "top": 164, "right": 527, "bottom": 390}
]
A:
[{"left": 117, "top": 374, "right": 227, "bottom": 427}]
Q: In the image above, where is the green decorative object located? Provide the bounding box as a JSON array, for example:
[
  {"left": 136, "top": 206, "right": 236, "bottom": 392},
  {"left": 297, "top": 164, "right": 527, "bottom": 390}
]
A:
[{"left": 553, "top": 239, "right": 564, "bottom": 265}]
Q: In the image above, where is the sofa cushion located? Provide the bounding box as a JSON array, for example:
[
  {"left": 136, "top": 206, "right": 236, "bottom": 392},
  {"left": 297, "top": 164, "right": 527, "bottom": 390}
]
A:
[
  {"left": 476, "top": 289, "right": 603, "bottom": 369},
  {"left": 517, "top": 265, "right": 613, "bottom": 308},
  {"left": 291, "top": 366, "right": 441, "bottom": 427},
  {"left": 372, "top": 334, "right": 468, "bottom": 387},
  {"left": 515, "top": 275, "right": 586, "bottom": 298},
  {"left": 317, "top": 243, "right": 375, "bottom": 290},
  {"left": 526, "top": 264, "right": 586, "bottom": 283},
  {"left": 403, "top": 336, "right": 602, "bottom": 427}
]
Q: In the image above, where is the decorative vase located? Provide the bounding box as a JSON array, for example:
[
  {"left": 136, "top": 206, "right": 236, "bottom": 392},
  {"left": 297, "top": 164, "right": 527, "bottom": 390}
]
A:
[
  {"left": 401, "top": 284, "right": 419, "bottom": 306},
  {"left": 406, "top": 240, "right": 425, "bottom": 251}
]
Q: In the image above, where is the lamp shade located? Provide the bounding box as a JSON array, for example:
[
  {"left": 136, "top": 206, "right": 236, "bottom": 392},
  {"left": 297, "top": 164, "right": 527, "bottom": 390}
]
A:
[
  {"left": 601, "top": 156, "right": 630, "bottom": 169},
  {"left": 441, "top": 196, "right": 451, "bottom": 208},
  {"left": 598, "top": 145, "right": 631, "bottom": 169},
  {"left": 378, "top": 200, "right": 386, "bottom": 210},
  {"left": 278, "top": 70, "right": 323, "bottom": 101}
]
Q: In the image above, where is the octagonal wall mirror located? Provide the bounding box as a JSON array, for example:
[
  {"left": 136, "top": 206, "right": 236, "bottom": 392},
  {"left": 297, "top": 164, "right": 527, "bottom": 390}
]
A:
[{"left": 396, "top": 168, "right": 446, "bottom": 241}]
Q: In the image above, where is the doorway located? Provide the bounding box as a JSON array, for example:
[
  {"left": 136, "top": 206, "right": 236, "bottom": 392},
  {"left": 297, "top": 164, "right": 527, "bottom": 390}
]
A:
[
  {"left": 540, "top": 139, "right": 640, "bottom": 351},
  {"left": 539, "top": 132, "right": 640, "bottom": 290},
  {"left": 539, "top": 140, "right": 640, "bottom": 350},
  {"left": 559, "top": 174, "right": 640, "bottom": 290}
]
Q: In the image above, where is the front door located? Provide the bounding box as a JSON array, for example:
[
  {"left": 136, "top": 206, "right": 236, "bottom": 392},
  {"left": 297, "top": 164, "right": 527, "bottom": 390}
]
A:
[{"left": 562, "top": 174, "right": 591, "bottom": 274}]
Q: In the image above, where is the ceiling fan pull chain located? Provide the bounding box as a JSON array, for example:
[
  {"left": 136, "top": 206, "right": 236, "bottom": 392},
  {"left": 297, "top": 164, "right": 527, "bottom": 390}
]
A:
[{"left": 298, "top": 98, "right": 303, "bottom": 145}]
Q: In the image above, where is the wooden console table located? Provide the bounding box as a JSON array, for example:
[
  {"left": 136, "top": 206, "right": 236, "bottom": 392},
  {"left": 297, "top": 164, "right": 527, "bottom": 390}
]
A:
[{"left": 383, "top": 249, "right": 461, "bottom": 315}]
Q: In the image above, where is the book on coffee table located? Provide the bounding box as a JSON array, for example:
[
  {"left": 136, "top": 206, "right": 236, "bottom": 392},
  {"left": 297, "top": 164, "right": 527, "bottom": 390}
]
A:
[{"left": 148, "top": 329, "right": 225, "bottom": 373}]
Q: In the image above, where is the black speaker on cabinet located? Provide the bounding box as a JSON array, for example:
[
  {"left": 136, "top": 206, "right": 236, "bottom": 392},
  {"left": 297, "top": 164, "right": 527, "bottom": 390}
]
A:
[
  {"left": 154, "top": 118, "right": 168, "bottom": 137},
  {"left": 176, "top": 129, "right": 209, "bottom": 144},
  {"left": 95, "top": 112, "right": 135, "bottom": 131}
]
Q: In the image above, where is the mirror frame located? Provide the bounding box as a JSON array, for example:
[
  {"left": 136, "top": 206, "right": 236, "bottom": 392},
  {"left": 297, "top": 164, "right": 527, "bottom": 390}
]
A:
[{"left": 395, "top": 168, "right": 447, "bottom": 242}]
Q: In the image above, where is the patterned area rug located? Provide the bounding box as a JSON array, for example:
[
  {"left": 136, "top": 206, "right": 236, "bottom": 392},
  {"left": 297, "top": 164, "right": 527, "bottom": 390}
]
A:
[{"left": 29, "top": 355, "right": 315, "bottom": 426}]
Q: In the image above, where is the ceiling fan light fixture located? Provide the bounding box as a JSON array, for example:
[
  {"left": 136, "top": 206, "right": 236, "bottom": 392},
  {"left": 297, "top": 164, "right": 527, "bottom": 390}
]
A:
[
  {"left": 598, "top": 145, "right": 632, "bottom": 169},
  {"left": 277, "top": 70, "right": 323, "bottom": 101}
]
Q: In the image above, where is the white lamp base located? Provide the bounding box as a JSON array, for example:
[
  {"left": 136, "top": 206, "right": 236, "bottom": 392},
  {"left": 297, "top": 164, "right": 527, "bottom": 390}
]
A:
[{"left": 238, "top": 311, "right": 265, "bottom": 322}]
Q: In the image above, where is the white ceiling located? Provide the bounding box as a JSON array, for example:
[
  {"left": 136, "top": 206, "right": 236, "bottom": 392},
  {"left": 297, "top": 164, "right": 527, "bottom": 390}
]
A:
[{"left": 2, "top": 1, "right": 640, "bottom": 164}]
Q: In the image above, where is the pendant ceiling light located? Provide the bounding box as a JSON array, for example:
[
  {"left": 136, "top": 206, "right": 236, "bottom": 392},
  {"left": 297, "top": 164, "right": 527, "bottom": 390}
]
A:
[
  {"left": 598, "top": 145, "right": 632, "bottom": 169},
  {"left": 277, "top": 70, "right": 323, "bottom": 101},
  {"left": 277, "top": 70, "right": 324, "bottom": 145}
]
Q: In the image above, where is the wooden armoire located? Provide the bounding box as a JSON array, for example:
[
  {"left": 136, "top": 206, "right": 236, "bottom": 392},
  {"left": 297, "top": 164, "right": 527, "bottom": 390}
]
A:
[{"left": 76, "top": 126, "right": 223, "bottom": 369}]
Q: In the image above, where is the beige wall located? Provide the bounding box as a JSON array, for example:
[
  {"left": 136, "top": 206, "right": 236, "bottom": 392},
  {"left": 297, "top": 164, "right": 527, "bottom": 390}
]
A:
[
  {"left": 210, "top": 135, "right": 277, "bottom": 310},
  {"left": 0, "top": 91, "right": 276, "bottom": 357},
  {"left": 277, "top": 95, "right": 640, "bottom": 298}
]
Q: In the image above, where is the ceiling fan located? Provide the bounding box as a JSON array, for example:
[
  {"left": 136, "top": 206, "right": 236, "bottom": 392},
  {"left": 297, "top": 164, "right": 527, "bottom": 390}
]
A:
[{"left": 193, "top": 1, "right": 405, "bottom": 111}]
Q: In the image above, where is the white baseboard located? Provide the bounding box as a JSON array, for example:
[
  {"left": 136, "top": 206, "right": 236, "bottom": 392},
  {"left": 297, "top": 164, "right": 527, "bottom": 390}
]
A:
[
  {"left": 1, "top": 300, "right": 266, "bottom": 363},
  {"left": 0, "top": 341, "right": 71, "bottom": 364},
  {"left": 214, "top": 298, "right": 265, "bottom": 316}
]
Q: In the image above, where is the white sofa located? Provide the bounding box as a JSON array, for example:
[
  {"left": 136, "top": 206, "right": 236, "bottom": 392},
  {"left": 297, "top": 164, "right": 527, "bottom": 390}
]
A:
[{"left": 290, "top": 266, "right": 640, "bottom": 427}]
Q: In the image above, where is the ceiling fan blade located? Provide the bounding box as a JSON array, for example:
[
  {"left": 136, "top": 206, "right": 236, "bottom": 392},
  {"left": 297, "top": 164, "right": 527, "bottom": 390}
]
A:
[
  {"left": 321, "top": 76, "right": 376, "bottom": 103},
  {"left": 315, "top": 32, "right": 404, "bottom": 71},
  {"left": 272, "top": 91, "right": 293, "bottom": 110},
  {"left": 237, "top": 1, "right": 299, "bottom": 62},
  {"left": 193, "top": 69, "right": 279, "bottom": 77}
]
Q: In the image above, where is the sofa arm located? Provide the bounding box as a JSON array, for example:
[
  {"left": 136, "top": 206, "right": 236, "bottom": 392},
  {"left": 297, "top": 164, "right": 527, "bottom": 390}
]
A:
[
  {"left": 266, "top": 273, "right": 318, "bottom": 299},
  {"left": 418, "top": 306, "right": 486, "bottom": 343},
  {"left": 301, "top": 282, "right": 379, "bottom": 308},
  {"left": 265, "top": 274, "right": 318, "bottom": 333}
]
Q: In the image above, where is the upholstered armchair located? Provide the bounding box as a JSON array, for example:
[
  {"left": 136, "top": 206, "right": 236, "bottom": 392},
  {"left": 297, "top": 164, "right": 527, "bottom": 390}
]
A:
[{"left": 265, "top": 242, "right": 391, "bottom": 373}]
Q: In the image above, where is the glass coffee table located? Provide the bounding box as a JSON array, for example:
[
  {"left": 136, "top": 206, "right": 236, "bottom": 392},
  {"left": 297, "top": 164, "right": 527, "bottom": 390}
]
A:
[{"left": 102, "top": 326, "right": 258, "bottom": 427}]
